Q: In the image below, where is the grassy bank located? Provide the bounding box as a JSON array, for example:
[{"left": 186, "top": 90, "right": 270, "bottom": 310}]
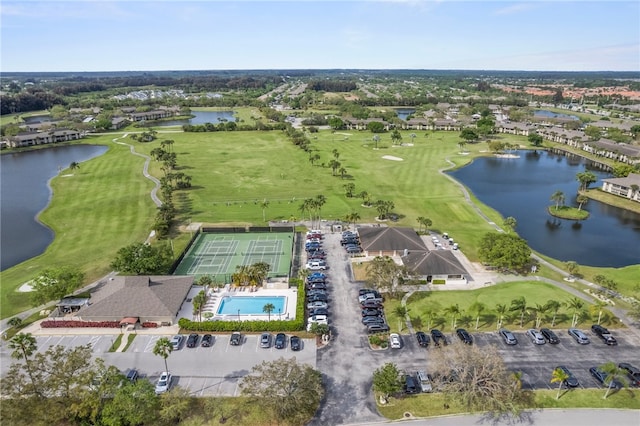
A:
[
  {"left": 1, "top": 135, "right": 156, "bottom": 317},
  {"left": 547, "top": 206, "right": 590, "bottom": 220},
  {"left": 377, "top": 389, "right": 640, "bottom": 419}
]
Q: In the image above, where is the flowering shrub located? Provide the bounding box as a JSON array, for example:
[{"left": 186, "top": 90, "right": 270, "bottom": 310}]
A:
[{"left": 41, "top": 320, "right": 120, "bottom": 328}]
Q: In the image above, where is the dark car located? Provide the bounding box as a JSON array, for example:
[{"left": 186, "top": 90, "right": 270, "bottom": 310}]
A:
[
  {"left": 306, "top": 276, "right": 326, "bottom": 284},
  {"left": 308, "top": 293, "right": 328, "bottom": 303},
  {"left": 556, "top": 366, "right": 579, "bottom": 388},
  {"left": 430, "top": 329, "right": 447, "bottom": 346},
  {"left": 591, "top": 324, "right": 617, "bottom": 346},
  {"left": 340, "top": 238, "right": 359, "bottom": 246},
  {"left": 359, "top": 288, "right": 376, "bottom": 296},
  {"left": 126, "top": 369, "right": 139, "bottom": 383},
  {"left": 345, "top": 246, "right": 362, "bottom": 254},
  {"left": 416, "top": 331, "right": 430, "bottom": 347},
  {"left": 274, "top": 333, "right": 287, "bottom": 349},
  {"left": 367, "top": 323, "right": 390, "bottom": 334},
  {"left": 308, "top": 252, "right": 327, "bottom": 260},
  {"left": 590, "top": 366, "right": 623, "bottom": 389},
  {"left": 618, "top": 363, "right": 640, "bottom": 387},
  {"left": 404, "top": 374, "right": 418, "bottom": 394},
  {"left": 308, "top": 283, "right": 328, "bottom": 291},
  {"left": 290, "top": 335, "right": 301, "bottom": 351},
  {"left": 362, "top": 315, "right": 385, "bottom": 325},
  {"left": 456, "top": 328, "right": 473, "bottom": 345},
  {"left": 230, "top": 332, "right": 242, "bottom": 346},
  {"left": 540, "top": 328, "right": 559, "bottom": 344},
  {"left": 186, "top": 333, "right": 199, "bottom": 348},
  {"left": 307, "top": 289, "right": 327, "bottom": 297},
  {"left": 310, "top": 307, "right": 329, "bottom": 316},
  {"left": 362, "top": 308, "right": 383, "bottom": 317},
  {"left": 201, "top": 334, "right": 213, "bottom": 347},
  {"left": 361, "top": 300, "right": 383, "bottom": 309}
]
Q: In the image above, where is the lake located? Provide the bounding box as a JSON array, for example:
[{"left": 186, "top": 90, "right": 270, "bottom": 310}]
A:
[
  {"left": 449, "top": 150, "right": 640, "bottom": 267},
  {"left": 395, "top": 108, "right": 416, "bottom": 121},
  {"left": 534, "top": 110, "right": 579, "bottom": 121},
  {"left": 0, "top": 144, "right": 108, "bottom": 271},
  {"left": 154, "top": 110, "right": 236, "bottom": 127}
]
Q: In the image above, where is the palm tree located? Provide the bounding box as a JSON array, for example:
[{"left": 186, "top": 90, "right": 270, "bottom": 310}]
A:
[
  {"left": 503, "top": 216, "right": 517, "bottom": 232},
  {"left": 153, "top": 337, "right": 173, "bottom": 374},
  {"left": 550, "top": 367, "right": 570, "bottom": 400},
  {"left": 417, "top": 216, "right": 432, "bottom": 234},
  {"left": 394, "top": 306, "right": 408, "bottom": 331},
  {"left": 192, "top": 290, "right": 207, "bottom": 322},
  {"left": 495, "top": 303, "right": 507, "bottom": 329},
  {"left": 372, "top": 134, "right": 380, "bottom": 149},
  {"left": 69, "top": 161, "right": 80, "bottom": 171},
  {"left": 576, "top": 194, "right": 588, "bottom": 211},
  {"left": 533, "top": 303, "right": 547, "bottom": 328},
  {"left": 345, "top": 211, "right": 360, "bottom": 226},
  {"left": 298, "top": 268, "right": 310, "bottom": 281},
  {"left": 590, "top": 300, "right": 608, "bottom": 325},
  {"left": 510, "top": 296, "right": 528, "bottom": 328},
  {"left": 457, "top": 140, "right": 466, "bottom": 152},
  {"left": 599, "top": 362, "right": 629, "bottom": 399},
  {"left": 566, "top": 297, "right": 584, "bottom": 327},
  {"left": 468, "top": 302, "right": 486, "bottom": 330},
  {"left": 545, "top": 299, "right": 562, "bottom": 327},
  {"left": 444, "top": 304, "right": 461, "bottom": 329},
  {"left": 308, "top": 153, "right": 320, "bottom": 166},
  {"left": 328, "top": 159, "right": 341, "bottom": 176},
  {"left": 263, "top": 303, "right": 275, "bottom": 321},
  {"left": 260, "top": 199, "right": 269, "bottom": 222},
  {"left": 424, "top": 304, "right": 440, "bottom": 330},
  {"left": 409, "top": 133, "right": 416, "bottom": 144},
  {"left": 417, "top": 216, "right": 426, "bottom": 234},
  {"left": 631, "top": 184, "right": 639, "bottom": 200},
  {"left": 550, "top": 190, "right": 565, "bottom": 210},
  {"left": 358, "top": 191, "right": 370, "bottom": 206},
  {"left": 314, "top": 194, "right": 327, "bottom": 227},
  {"left": 332, "top": 149, "right": 340, "bottom": 160},
  {"left": 339, "top": 167, "right": 347, "bottom": 179}
]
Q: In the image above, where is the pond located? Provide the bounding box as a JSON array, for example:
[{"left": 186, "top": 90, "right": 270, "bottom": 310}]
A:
[
  {"left": 449, "top": 150, "right": 640, "bottom": 267},
  {"left": 0, "top": 144, "right": 109, "bottom": 271},
  {"left": 153, "top": 110, "right": 236, "bottom": 127},
  {"left": 534, "top": 110, "right": 580, "bottom": 121},
  {"left": 395, "top": 108, "right": 416, "bottom": 121}
]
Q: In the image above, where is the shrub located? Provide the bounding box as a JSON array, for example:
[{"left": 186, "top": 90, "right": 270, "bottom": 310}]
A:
[{"left": 41, "top": 320, "right": 120, "bottom": 328}]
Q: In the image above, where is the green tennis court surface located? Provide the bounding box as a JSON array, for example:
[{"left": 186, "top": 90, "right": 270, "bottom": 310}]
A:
[{"left": 174, "top": 232, "right": 294, "bottom": 282}]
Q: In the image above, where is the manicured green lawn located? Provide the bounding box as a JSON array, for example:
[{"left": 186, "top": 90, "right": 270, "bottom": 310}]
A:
[
  {"left": 1, "top": 136, "right": 156, "bottom": 317},
  {"left": 391, "top": 281, "right": 620, "bottom": 333},
  {"left": 377, "top": 389, "right": 640, "bottom": 420}
]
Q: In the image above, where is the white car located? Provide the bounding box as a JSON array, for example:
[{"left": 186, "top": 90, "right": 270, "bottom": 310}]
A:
[
  {"left": 170, "top": 335, "right": 183, "bottom": 350},
  {"left": 307, "top": 314, "right": 328, "bottom": 323},
  {"left": 155, "top": 372, "right": 172, "bottom": 394},
  {"left": 390, "top": 333, "right": 401, "bottom": 349},
  {"left": 307, "top": 301, "right": 328, "bottom": 310},
  {"left": 527, "top": 329, "right": 546, "bottom": 345}
]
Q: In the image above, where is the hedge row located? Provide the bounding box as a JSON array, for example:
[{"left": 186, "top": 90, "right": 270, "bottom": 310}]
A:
[
  {"left": 179, "top": 278, "right": 307, "bottom": 333},
  {"left": 142, "top": 322, "right": 158, "bottom": 328},
  {"left": 41, "top": 320, "right": 120, "bottom": 328}
]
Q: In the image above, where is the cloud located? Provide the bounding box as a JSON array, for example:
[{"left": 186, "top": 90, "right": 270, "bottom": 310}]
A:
[{"left": 493, "top": 2, "right": 535, "bottom": 16}]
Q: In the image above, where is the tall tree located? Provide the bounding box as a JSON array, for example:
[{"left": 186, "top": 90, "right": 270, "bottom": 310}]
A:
[
  {"left": 576, "top": 170, "right": 597, "bottom": 192},
  {"left": 69, "top": 161, "right": 80, "bottom": 171},
  {"left": 478, "top": 232, "right": 532, "bottom": 273},
  {"left": 566, "top": 297, "right": 584, "bottom": 327},
  {"left": 240, "top": 357, "right": 324, "bottom": 425},
  {"left": 550, "top": 367, "right": 570, "bottom": 400},
  {"left": 503, "top": 216, "right": 517, "bottom": 232},
  {"left": 365, "top": 255, "right": 408, "bottom": 297},
  {"left": 576, "top": 194, "right": 588, "bottom": 210},
  {"left": 444, "top": 304, "right": 461, "bottom": 330},
  {"left": 469, "top": 302, "right": 486, "bottom": 330},
  {"left": 545, "top": 299, "right": 562, "bottom": 327},
  {"left": 8, "top": 333, "right": 40, "bottom": 397},
  {"left": 343, "top": 182, "right": 356, "bottom": 198},
  {"left": 390, "top": 129, "right": 402, "bottom": 145},
  {"left": 263, "top": 303, "right": 275, "bottom": 321},
  {"left": 598, "top": 362, "right": 629, "bottom": 399},
  {"left": 372, "top": 362, "right": 403, "bottom": 404},
  {"left": 110, "top": 242, "right": 173, "bottom": 275},
  {"left": 153, "top": 337, "right": 173, "bottom": 374},
  {"left": 30, "top": 266, "right": 85, "bottom": 307},
  {"left": 101, "top": 379, "right": 160, "bottom": 426},
  {"left": 495, "top": 303, "right": 508, "bottom": 329},
  {"left": 259, "top": 199, "right": 269, "bottom": 222},
  {"left": 550, "top": 190, "right": 565, "bottom": 210},
  {"left": 510, "top": 296, "right": 528, "bottom": 328}
]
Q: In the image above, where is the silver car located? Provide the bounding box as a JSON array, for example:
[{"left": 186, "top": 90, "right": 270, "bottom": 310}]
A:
[
  {"left": 527, "top": 329, "right": 546, "bottom": 345},
  {"left": 260, "top": 333, "right": 272, "bottom": 348},
  {"left": 155, "top": 372, "right": 172, "bottom": 394},
  {"left": 568, "top": 328, "right": 590, "bottom": 344},
  {"left": 499, "top": 328, "right": 518, "bottom": 345}
]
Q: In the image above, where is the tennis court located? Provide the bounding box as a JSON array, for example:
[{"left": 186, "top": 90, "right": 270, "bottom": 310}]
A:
[{"left": 174, "top": 231, "right": 294, "bottom": 282}]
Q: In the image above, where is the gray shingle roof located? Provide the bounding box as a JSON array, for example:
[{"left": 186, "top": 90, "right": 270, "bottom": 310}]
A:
[
  {"left": 358, "top": 227, "right": 427, "bottom": 252},
  {"left": 79, "top": 275, "right": 193, "bottom": 320},
  {"left": 401, "top": 250, "right": 468, "bottom": 276}
]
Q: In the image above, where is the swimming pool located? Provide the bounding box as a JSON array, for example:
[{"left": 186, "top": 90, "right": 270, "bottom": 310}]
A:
[{"left": 217, "top": 296, "right": 286, "bottom": 315}]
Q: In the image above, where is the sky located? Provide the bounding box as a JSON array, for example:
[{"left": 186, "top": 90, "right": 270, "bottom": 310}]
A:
[{"left": 1, "top": 0, "right": 639, "bottom": 73}]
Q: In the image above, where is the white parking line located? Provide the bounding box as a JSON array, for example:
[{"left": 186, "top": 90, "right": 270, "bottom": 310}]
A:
[{"left": 143, "top": 335, "right": 160, "bottom": 353}]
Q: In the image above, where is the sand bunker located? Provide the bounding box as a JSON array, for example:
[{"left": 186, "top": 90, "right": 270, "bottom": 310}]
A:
[
  {"left": 18, "top": 281, "right": 34, "bottom": 292},
  {"left": 382, "top": 155, "right": 403, "bottom": 161}
]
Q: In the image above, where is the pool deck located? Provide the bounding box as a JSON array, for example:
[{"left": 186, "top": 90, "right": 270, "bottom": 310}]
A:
[{"left": 180, "top": 285, "right": 298, "bottom": 322}]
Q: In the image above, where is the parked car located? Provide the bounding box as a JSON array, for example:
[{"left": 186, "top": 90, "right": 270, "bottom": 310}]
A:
[
  {"left": 230, "top": 332, "right": 242, "bottom": 346},
  {"left": 309, "top": 307, "right": 328, "bottom": 316},
  {"left": 308, "top": 272, "right": 327, "bottom": 280},
  {"left": 290, "top": 336, "right": 301, "bottom": 351},
  {"left": 618, "top": 363, "right": 640, "bottom": 387},
  {"left": 456, "top": 328, "right": 473, "bottom": 345},
  {"left": 362, "top": 308, "right": 383, "bottom": 317},
  {"left": 308, "top": 314, "right": 328, "bottom": 324},
  {"left": 404, "top": 374, "right": 418, "bottom": 394},
  {"left": 359, "top": 288, "right": 376, "bottom": 296},
  {"left": 306, "top": 261, "right": 327, "bottom": 271},
  {"left": 345, "top": 245, "right": 362, "bottom": 254},
  {"left": 540, "top": 328, "right": 560, "bottom": 344},
  {"left": 590, "top": 366, "right": 623, "bottom": 389},
  {"left": 361, "top": 300, "right": 383, "bottom": 309},
  {"left": 359, "top": 292, "right": 383, "bottom": 304},
  {"left": 274, "top": 333, "right": 287, "bottom": 349},
  {"left": 170, "top": 335, "right": 183, "bottom": 350},
  {"left": 200, "top": 334, "right": 213, "bottom": 347},
  {"left": 307, "top": 301, "right": 328, "bottom": 310},
  {"left": 367, "top": 323, "right": 390, "bottom": 333},
  {"left": 125, "top": 369, "right": 139, "bottom": 383},
  {"left": 430, "top": 329, "right": 447, "bottom": 346},
  {"left": 362, "top": 315, "right": 385, "bottom": 325},
  {"left": 390, "top": 333, "right": 401, "bottom": 349},
  {"left": 591, "top": 324, "right": 617, "bottom": 345},
  {"left": 306, "top": 276, "right": 326, "bottom": 284},
  {"left": 155, "top": 372, "right": 172, "bottom": 394},
  {"left": 307, "top": 293, "right": 328, "bottom": 303},
  {"left": 308, "top": 284, "right": 328, "bottom": 292},
  {"left": 186, "top": 333, "right": 199, "bottom": 348},
  {"left": 416, "top": 331, "right": 430, "bottom": 347},
  {"left": 260, "top": 333, "right": 272, "bottom": 348},
  {"left": 556, "top": 366, "right": 579, "bottom": 388},
  {"left": 527, "top": 329, "right": 546, "bottom": 345},
  {"left": 499, "top": 328, "right": 518, "bottom": 345},
  {"left": 416, "top": 370, "right": 433, "bottom": 392},
  {"left": 568, "top": 328, "right": 590, "bottom": 344}
]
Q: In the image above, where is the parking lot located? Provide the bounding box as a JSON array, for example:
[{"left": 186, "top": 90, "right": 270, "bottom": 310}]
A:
[{"left": 0, "top": 332, "right": 315, "bottom": 397}]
